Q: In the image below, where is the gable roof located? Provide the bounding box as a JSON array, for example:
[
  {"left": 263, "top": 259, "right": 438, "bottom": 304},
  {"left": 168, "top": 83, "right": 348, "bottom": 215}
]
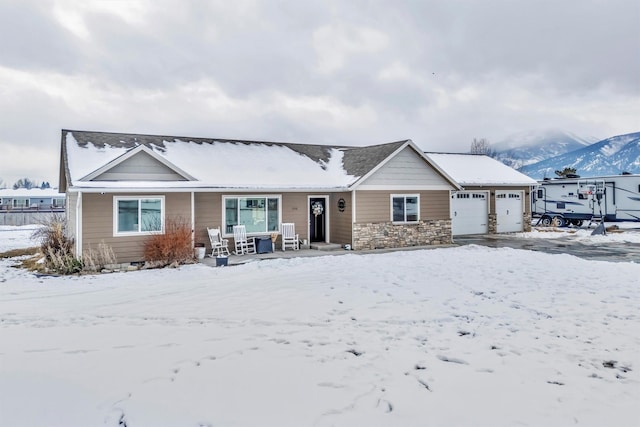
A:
[
  {"left": 425, "top": 153, "right": 538, "bottom": 186},
  {"left": 60, "top": 130, "right": 444, "bottom": 191},
  {"left": 81, "top": 145, "right": 195, "bottom": 182}
]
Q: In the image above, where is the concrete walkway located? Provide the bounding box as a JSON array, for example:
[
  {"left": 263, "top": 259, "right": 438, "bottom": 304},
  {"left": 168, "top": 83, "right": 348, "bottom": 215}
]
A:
[{"left": 199, "top": 242, "right": 457, "bottom": 267}]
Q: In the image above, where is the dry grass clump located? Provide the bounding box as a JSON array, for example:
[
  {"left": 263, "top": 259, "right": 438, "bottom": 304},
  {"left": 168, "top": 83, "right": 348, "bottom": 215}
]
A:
[
  {"left": 0, "top": 247, "right": 40, "bottom": 259},
  {"left": 31, "top": 214, "right": 82, "bottom": 274},
  {"left": 143, "top": 217, "right": 194, "bottom": 267},
  {"left": 83, "top": 241, "right": 117, "bottom": 272}
]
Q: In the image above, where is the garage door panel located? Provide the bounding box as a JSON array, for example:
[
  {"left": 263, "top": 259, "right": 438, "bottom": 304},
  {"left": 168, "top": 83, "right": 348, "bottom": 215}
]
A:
[
  {"left": 496, "top": 191, "right": 523, "bottom": 233},
  {"left": 451, "top": 192, "right": 488, "bottom": 235}
]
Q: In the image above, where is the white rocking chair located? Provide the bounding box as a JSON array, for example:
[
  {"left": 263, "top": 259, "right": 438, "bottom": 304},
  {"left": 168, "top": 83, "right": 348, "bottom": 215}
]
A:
[
  {"left": 232, "top": 225, "right": 256, "bottom": 255},
  {"left": 281, "top": 223, "right": 299, "bottom": 251},
  {"left": 207, "top": 227, "right": 230, "bottom": 257}
]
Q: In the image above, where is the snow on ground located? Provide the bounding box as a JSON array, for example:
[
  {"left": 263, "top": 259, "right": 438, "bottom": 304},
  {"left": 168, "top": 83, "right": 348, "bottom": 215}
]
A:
[
  {"left": 0, "top": 225, "right": 40, "bottom": 252},
  {"left": 1, "top": 226, "right": 639, "bottom": 427},
  {"left": 520, "top": 223, "right": 640, "bottom": 245}
]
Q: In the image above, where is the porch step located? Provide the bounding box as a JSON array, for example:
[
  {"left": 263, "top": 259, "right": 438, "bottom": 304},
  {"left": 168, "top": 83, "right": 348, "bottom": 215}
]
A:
[{"left": 310, "top": 242, "right": 343, "bottom": 251}]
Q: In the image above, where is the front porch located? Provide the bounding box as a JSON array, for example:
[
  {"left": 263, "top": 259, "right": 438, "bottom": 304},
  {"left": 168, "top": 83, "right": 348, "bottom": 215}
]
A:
[{"left": 198, "top": 240, "right": 454, "bottom": 267}]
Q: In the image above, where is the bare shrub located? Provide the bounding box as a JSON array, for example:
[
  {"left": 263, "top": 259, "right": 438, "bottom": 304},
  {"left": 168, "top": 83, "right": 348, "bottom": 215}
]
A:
[
  {"left": 143, "top": 217, "right": 194, "bottom": 267},
  {"left": 32, "top": 214, "right": 82, "bottom": 274},
  {"left": 83, "top": 241, "right": 117, "bottom": 271}
]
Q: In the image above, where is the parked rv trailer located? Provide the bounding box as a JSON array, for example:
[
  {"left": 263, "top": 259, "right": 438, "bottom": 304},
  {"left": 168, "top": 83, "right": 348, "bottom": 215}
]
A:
[{"left": 532, "top": 174, "right": 640, "bottom": 226}]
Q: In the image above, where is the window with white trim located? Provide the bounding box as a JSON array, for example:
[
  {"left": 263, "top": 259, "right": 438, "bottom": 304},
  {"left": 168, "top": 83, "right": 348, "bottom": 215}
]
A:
[
  {"left": 114, "top": 196, "right": 164, "bottom": 235},
  {"left": 391, "top": 194, "right": 419, "bottom": 223},
  {"left": 223, "top": 196, "right": 281, "bottom": 235},
  {"left": 12, "top": 198, "right": 29, "bottom": 208}
]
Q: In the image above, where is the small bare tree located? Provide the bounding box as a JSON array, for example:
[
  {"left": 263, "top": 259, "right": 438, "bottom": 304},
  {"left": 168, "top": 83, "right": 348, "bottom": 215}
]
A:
[{"left": 469, "top": 138, "right": 496, "bottom": 157}]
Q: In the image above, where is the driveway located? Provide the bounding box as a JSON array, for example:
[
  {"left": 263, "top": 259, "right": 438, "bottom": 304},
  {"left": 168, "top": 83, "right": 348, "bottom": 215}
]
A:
[{"left": 454, "top": 230, "right": 640, "bottom": 263}]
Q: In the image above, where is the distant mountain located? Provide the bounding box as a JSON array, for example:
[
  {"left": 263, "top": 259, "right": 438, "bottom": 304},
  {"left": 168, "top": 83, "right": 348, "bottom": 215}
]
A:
[
  {"left": 518, "top": 132, "right": 640, "bottom": 179},
  {"left": 493, "top": 130, "right": 597, "bottom": 169}
]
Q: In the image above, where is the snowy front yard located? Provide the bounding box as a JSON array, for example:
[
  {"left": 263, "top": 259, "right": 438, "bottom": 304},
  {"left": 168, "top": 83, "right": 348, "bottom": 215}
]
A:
[{"left": 1, "top": 226, "right": 639, "bottom": 426}]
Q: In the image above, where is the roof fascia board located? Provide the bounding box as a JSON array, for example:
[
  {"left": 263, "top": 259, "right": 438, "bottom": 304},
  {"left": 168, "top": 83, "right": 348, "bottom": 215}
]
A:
[
  {"left": 79, "top": 145, "right": 196, "bottom": 182},
  {"left": 66, "top": 186, "right": 351, "bottom": 194},
  {"left": 355, "top": 184, "right": 455, "bottom": 191}
]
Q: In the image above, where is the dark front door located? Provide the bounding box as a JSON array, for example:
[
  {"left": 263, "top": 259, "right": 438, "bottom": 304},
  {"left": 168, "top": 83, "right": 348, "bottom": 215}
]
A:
[{"left": 309, "top": 198, "right": 326, "bottom": 242}]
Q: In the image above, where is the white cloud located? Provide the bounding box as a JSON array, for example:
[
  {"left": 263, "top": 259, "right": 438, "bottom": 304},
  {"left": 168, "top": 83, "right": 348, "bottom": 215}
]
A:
[
  {"left": 313, "top": 23, "right": 390, "bottom": 73},
  {"left": 0, "top": 0, "right": 638, "bottom": 183}
]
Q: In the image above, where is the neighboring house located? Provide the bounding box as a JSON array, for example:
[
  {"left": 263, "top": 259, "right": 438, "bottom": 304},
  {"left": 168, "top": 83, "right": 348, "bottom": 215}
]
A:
[
  {"left": 59, "top": 130, "right": 461, "bottom": 263},
  {"left": 0, "top": 188, "right": 65, "bottom": 212},
  {"left": 425, "top": 153, "right": 538, "bottom": 236}
]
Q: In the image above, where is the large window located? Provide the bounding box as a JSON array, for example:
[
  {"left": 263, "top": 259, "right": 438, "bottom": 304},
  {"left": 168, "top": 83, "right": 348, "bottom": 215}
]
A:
[
  {"left": 391, "top": 194, "right": 419, "bottom": 223},
  {"left": 114, "top": 196, "right": 164, "bottom": 235},
  {"left": 224, "top": 196, "right": 280, "bottom": 235}
]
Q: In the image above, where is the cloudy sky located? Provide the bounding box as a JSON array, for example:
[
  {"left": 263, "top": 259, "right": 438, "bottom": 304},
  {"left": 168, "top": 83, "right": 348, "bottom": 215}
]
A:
[{"left": 1, "top": 0, "right": 639, "bottom": 187}]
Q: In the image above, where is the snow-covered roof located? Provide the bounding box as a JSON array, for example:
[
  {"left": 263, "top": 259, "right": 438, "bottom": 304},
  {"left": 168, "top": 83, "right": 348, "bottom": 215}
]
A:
[
  {"left": 61, "top": 130, "right": 418, "bottom": 191},
  {"left": 0, "top": 188, "right": 65, "bottom": 198},
  {"left": 425, "top": 153, "right": 538, "bottom": 186}
]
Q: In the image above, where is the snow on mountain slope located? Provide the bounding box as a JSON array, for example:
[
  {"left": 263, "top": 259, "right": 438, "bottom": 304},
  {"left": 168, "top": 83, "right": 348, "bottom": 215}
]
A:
[
  {"left": 494, "top": 129, "right": 596, "bottom": 169},
  {"left": 518, "top": 132, "right": 640, "bottom": 179}
]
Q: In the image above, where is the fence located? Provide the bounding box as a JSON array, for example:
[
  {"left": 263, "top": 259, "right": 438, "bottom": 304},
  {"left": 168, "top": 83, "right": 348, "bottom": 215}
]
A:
[{"left": 0, "top": 211, "right": 65, "bottom": 226}]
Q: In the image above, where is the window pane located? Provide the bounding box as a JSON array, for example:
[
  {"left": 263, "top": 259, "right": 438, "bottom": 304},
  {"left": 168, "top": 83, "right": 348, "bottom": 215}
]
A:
[
  {"left": 225, "top": 198, "right": 238, "bottom": 234},
  {"left": 118, "top": 200, "right": 139, "bottom": 232},
  {"left": 240, "top": 197, "right": 266, "bottom": 233},
  {"left": 141, "top": 199, "right": 162, "bottom": 231},
  {"left": 406, "top": 197, "right": 418, "bottom": 222},
  {"left": 267, "top": 198, "right": 279, "bottom": 231},
  {"left": 392, "top": 197, "right": 405, "bottom": 222}
]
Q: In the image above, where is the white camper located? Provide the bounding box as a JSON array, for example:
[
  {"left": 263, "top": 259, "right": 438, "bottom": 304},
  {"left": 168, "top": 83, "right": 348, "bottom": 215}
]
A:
[{"left": 532, "top": 174, "right": 640, "bottom": 226}]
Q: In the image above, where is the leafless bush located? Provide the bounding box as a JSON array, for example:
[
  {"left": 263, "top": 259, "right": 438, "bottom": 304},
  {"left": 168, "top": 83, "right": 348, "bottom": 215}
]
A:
[{"left": 143, "top": 217, "right": 194, "bottom": 267}]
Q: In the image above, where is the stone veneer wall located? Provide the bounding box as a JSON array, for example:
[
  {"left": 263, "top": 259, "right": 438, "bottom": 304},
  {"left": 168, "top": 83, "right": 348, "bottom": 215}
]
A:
[
  {"left": 489, "top": 212, "right": 532, "bottom": 234},
  {"left": 523, "top": 212, "right": 532, "bottom": 232},
  {"left": 488, "top": 213, "right": 497, "bottom": 234},
  {"left": 352, "top": 219, "right": 452, "bottom": 250}
]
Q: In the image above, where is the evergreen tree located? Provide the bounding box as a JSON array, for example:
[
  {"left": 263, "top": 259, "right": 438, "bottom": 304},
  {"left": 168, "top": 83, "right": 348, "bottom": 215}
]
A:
[{"left": 554, "top": 167, "right": 578, "bottom": 178}]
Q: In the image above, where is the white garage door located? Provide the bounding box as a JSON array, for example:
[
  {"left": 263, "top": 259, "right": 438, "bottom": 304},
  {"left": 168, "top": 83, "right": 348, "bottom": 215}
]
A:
[
  {"left": 451, "top": 191, "right": 489, "bottom": 236},
  {"left": 496, "top": 191, "right": 524, "bottom": 233}
]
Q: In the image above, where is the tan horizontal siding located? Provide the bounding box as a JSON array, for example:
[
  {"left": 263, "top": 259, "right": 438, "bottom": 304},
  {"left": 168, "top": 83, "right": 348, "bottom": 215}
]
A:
[
  {"left": 330, "top": 192, "right": 352, "bottom": 246},
  {"left": 356, "top": 190, "right": 450, "bottom": 223},
  {"left": 193, "top": 192, "right": 313, "bottom": 251},
  {"left": 281, "top": 193, "right": 309, "bottom": 241},
  {"left": 422, "top": 190, "right": 450, "bottom": 220},
  {"left": 355, "top": 191, "right": 389, "bottom": 223},
  {"left": 194, "top": 193, "right": 222, "bottom": 247},
  {"left": 82, "top": 192, "right": 191, "bottom": 263}
]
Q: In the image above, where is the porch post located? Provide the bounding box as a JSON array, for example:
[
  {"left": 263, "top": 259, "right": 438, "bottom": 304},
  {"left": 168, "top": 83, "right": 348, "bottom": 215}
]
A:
[
  {"left": 191, "top": 191, "right": 195, "bottom": 247},
  {"left": 351, "top": 190, "right": 356, "bottom": 247},
  {"left": 75, "top": 191, "right": 82, "bottom": 259}
]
